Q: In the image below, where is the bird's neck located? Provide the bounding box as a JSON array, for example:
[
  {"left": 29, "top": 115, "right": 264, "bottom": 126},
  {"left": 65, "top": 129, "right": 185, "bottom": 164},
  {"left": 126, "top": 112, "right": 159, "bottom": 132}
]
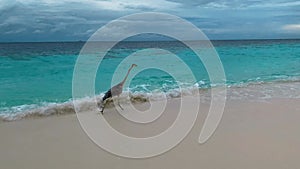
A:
[{"left": 120, "top": 67, "right": 133, "bottom": 85}]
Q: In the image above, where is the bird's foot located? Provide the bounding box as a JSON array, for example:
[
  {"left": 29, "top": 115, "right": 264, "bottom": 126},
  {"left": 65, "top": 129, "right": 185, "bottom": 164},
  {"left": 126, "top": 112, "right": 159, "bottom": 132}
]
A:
[{"left": 97, "top": 106, "right": 104, "bottom": 115}]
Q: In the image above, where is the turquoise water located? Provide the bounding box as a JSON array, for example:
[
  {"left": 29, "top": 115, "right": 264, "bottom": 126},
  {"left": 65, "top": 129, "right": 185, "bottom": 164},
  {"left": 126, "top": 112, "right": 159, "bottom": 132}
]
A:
[{"left": 0, "top": 40, "right": 300, "bottom": 118}]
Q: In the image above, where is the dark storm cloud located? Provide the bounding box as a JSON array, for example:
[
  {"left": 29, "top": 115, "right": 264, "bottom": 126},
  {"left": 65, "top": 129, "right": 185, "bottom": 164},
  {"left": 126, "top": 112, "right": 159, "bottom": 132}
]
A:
[{"left": 0, "top": 0, "right": 299, "bottom": 41}]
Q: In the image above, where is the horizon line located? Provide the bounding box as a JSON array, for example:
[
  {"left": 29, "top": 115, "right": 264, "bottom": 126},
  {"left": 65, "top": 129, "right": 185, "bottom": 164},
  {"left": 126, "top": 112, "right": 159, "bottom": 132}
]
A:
[{"left": 0, "top": 38, "right": 300, "bottom": 43}]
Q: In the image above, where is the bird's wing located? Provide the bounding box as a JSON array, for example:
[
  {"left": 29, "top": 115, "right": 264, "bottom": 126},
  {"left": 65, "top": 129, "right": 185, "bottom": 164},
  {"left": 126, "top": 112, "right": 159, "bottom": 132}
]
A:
[{"left": 111, "top": 83, "right": 123, "bottom": 96}]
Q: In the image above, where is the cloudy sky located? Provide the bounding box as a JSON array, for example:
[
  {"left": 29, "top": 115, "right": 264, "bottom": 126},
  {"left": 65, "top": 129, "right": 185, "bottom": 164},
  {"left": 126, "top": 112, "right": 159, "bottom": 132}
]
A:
[{"left": 0, "top": 0, "right": 299, "bottom": 42}]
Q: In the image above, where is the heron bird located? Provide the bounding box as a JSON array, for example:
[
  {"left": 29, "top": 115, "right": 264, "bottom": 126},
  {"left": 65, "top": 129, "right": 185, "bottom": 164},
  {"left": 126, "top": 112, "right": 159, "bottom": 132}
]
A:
[{"left": 98, "top": 64, "right": 137, "bottom": 114}]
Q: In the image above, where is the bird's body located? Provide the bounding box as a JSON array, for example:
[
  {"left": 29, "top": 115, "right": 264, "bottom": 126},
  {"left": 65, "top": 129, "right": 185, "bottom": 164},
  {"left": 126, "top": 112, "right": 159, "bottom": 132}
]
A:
[
  {"left": 99, "top": 64, "right": 137, "bottom": 114},
  {"left": 111, "top": 83, "right": 124, "bottom": 96},
  {"left": 101, "top": 83, "right": 123, "bottom": 102}
]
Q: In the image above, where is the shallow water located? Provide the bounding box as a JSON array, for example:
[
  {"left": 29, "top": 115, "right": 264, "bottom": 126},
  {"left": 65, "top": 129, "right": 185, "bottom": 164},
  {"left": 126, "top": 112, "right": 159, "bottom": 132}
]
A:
[{"left": 0, "top": 39, "right": 299, "bottom": 120}]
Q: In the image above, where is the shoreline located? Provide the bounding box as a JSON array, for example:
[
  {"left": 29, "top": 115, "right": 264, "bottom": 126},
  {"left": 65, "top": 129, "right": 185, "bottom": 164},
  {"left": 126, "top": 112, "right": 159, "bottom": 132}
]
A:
[{"left": 1, "top": 80, "right": 300, "bottom": 122}]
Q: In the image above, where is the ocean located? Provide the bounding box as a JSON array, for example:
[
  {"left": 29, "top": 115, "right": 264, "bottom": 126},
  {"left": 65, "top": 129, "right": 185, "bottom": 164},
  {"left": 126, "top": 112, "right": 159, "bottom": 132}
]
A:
[{"left": 1, "top": 39, "right": 300, "bottom": 120}]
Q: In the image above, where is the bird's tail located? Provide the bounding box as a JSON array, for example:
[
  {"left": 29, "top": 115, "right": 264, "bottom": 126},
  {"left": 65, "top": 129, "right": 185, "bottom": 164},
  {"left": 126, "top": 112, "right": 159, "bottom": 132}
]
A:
[{"left": 102, "top": 89, "right": 112, "bottom": 102}]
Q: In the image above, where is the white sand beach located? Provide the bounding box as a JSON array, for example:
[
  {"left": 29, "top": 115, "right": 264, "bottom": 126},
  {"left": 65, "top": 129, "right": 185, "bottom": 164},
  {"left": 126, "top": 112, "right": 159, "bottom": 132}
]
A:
[{"left": 1, "top": 97, "right": 299, "bottom": 169}]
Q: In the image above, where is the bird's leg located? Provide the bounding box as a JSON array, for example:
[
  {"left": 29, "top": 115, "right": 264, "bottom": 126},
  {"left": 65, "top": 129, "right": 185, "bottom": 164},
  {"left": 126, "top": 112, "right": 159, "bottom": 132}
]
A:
[
  {"left": 100, "top": 105, "right": 105, "bottom": 115},
  {"left": 117, "top": 96, "right": 124, "bottom": 110},
  {"left": 97, "top": 98, "right": 102, "bottom": 109},
  {"left": 99, "top": 100, "right": 106, "bottom": 114}
]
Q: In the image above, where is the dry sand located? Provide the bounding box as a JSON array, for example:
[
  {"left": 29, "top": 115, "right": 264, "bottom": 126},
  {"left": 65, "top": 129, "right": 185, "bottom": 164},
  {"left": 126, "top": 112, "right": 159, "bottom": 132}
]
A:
[{"left": 1, "top": 98, "right": 300, "bottom": 169}]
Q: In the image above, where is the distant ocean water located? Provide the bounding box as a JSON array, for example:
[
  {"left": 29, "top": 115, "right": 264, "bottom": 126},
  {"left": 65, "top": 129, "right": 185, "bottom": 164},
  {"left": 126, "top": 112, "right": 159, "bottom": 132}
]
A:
[{"left": 0, "top": 39, "right": 300, "bottom": 121}]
